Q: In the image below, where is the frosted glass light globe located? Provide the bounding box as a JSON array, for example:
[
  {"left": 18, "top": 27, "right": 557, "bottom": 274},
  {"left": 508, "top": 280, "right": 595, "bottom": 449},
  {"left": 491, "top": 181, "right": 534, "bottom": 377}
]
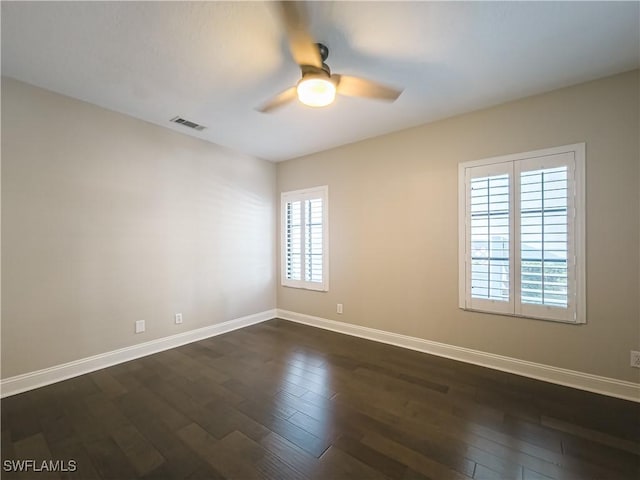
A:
[{"left": 296, "top": 76, "right": 336, "bottom": 107}]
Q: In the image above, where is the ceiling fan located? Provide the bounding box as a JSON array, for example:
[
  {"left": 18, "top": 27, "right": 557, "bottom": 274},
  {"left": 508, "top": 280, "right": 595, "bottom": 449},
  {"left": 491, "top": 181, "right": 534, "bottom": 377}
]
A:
[{"left": 257, "top": 1, "right": 403, "bottom": 113}]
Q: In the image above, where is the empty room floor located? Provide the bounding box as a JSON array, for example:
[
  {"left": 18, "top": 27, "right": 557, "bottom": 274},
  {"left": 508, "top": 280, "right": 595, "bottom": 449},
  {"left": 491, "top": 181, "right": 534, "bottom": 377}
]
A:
[{"left": 1, "top": 319, "right": 638, "bottom": 479}]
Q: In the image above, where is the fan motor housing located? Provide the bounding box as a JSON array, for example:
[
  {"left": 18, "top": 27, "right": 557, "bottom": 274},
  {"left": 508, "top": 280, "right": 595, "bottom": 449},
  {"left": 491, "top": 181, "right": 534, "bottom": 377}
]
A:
[
  {"left": 317, "top": 43, "right": 329, "bottom": 61},
  {"left": 300, "top": 43, "right": 331, "bottom": 77},
  {"left": 301, "top": 63, "right": 331, "bottom": 77}
]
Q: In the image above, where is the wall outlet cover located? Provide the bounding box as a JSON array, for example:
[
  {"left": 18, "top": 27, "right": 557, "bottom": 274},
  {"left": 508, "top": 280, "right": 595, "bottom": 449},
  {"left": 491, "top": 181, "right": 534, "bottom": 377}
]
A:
[
  {"left": 135, "top": 320, "right": 145, "bottom": 334},
  {"left": 631, "top": 350, "right": 640, "bottom": 368}
]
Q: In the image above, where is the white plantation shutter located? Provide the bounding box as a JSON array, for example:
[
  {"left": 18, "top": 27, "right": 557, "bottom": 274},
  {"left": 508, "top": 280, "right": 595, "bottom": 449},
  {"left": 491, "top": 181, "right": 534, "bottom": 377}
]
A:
[
  {"left": 459, "top": 144, "right": 584, "bottom": 324},
  {"left": 282, "top": 186, "right": 328, "bottom": 291},
  {"left": 465, "top": 164, "right": 514, "bottom": 315},
  {"left": 516, "top": 153, "right": 575, "bottom": 322}
]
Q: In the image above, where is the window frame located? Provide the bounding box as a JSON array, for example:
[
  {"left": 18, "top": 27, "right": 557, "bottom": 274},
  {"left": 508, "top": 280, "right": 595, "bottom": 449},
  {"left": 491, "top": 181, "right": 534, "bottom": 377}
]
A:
[
  {"left": 281, "top": 185, "right": 329, "bottom": 292},
  {"left": 458, "top": 143, "right": 586, "bottom": 324}
]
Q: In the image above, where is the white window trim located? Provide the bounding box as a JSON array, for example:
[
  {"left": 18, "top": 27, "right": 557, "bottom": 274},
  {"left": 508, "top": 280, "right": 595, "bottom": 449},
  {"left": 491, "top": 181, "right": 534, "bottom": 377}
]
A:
[
  {"left": 458, "top": 143, "right": 586, "bottom": 324},
  {"left": 281, "top": 185, "right": 329, "bottom": 292}
]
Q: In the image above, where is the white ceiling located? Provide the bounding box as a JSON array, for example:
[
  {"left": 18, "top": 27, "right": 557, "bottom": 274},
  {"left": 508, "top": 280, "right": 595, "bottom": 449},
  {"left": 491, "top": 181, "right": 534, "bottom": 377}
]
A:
[{"left": 2, "top": 1, "right": 639, "bottom": 162}]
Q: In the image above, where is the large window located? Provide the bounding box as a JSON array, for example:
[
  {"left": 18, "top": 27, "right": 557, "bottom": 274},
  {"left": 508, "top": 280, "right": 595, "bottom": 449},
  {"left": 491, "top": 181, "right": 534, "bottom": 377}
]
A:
[
  {"left": 281, "top": 186, "right": 328, "bottom": 291},
  {"left": 458, "top": 144, "right": 585, "bottom": 323}
]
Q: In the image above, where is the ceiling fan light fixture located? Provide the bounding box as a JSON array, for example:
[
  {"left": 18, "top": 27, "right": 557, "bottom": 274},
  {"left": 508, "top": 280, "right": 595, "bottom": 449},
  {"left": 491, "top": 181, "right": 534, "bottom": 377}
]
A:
[{"left": 296, "top": 75, "right": 336, "bottom": 107}]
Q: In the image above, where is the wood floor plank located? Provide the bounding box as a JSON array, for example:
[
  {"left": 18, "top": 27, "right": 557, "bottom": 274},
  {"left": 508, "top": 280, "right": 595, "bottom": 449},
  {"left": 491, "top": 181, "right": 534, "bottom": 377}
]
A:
[
  {"left": 12, "top": 433, "right": 60, "bottom": 480},
  {"left": 3, "top": 393, "right": 41, "bottom": 443},
  {"left": 502, "top": 415, "right": 564, "bottom": 453},
  {"left": 404, "top": 397, "right": 611, "bottom": 478},
  {"left": 80, "top": 392, "right": 166, "bottom": 477},
  {"left": 78, "top": 436, "right": 138, "bottom": 480},
  {"left": 315, "top": 445, "right": 388, "bottom": 480},
  {"left": 177, "top": 425, "right": 271, "bottom": 479},
  {"left": 45, "top": 437, "right": 102, "bottom": 480},
  {"left": 222, "top": 378, "right": 298, "bottom": 419},
  {"left": 560, "top": 433, "right": 640, "bottom": 476},
  {"left": 473, "top": 463, "right": 516, "bottom": 480},
  {"left": 202, "top": 398, "right": 271, "bottom": 442},
  {"left": 541, "top": 414, "right": 640, "bottom": 455},
  {"left": 114, "top": 385, "right": 192, "bottom": 432},
  {"left": 287, "top": 410, "right": 342, "bottom": 442},
  {"left": 175, "top": 423, "right": 229, "bottom": 477},
  {"left": 333, "top": 433, "right": 410, "bottom": 479},
  {"left": 331, "top": 394, "right": 478, "bottom": 477},
  {"left": 1, "top": 429, "right": 21, "bottom": 480},
  {"left": 361, "top": 430, "right": 474, "bottom": 480},
  {"left": 274, "top": 390, "right": 335, "bottom": 423},
  {"left": 124, "top": 411, "right": 215, "bottom": 479},
  {"left": 89, "top": 370, "right": 128, "bottom": 399},
  {"left": 108, "top": 369, "right": 143, "bottom": 393},
  {"left": 109, "top": 423, "right": 165, "bottom": 477},
  {"left": 522, "top": 466, "right": 555, "bottom": 480},
  {"left": 222, "top": 430, "right": 303, "bottom": 480},
  {"left": 38, "top": 410, "right": 76, "bottom": 447},
  {"left": 235, "top": 399, "right": 331, "bottom": 457},
  {"left": 62, "top": 403, "right": 106, "bottom": 446},
  {"left": 259, "top": 431, "right": 320, "bottom": 478}
]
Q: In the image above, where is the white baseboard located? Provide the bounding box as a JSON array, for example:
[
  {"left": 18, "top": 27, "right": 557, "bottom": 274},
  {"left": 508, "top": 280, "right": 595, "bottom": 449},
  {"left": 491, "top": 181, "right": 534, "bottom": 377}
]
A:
[
  {"left": 0, "top": 309, "right": 276, "bottom": 398},
  {"left": 4, "top": 308, "right": 638, "bottom": 403},
  {"left": 277, "top": 309, "right": 640, "bottom": 403}
]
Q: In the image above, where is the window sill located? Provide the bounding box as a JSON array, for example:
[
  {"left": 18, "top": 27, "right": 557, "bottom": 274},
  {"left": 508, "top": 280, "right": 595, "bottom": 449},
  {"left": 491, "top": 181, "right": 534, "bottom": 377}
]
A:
[
  {"left": 460, "top": 306, "right": 584, "bottom": 325},
  {"left": 281, "top": 282, "right": 328, "bottom": 292}
]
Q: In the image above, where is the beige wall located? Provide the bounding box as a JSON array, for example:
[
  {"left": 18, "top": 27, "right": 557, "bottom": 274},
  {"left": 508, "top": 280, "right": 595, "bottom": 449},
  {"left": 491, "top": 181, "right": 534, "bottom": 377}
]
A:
[
  {"left": 277, "top": 70, "right": 640, "bottom": 383},
  {"left": 3, "top": 71, "right": 638, "bottom": 384},
  {"left": 1, "top": 78, "right": 276, "bottom": 378}
]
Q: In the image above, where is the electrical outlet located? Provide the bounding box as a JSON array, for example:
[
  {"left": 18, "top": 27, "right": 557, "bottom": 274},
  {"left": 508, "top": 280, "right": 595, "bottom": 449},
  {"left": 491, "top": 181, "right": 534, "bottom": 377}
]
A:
[
  {"left": 135, "top": 320, "right": 145, "bottom": 334},
  {"left": 175, "top": 313, "right": 183, "bottom": 324},
  {"left": 337, "top": 303, "right": 343, "bottom": 314},
  {"left": 631, "top": 350, "right": 640, "bottom": 368}
]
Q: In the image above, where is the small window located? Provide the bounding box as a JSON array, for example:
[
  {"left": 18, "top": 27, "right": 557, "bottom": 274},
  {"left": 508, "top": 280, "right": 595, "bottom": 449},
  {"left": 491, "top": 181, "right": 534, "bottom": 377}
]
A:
[
  {"left": 458, "top": 144, "right": 585, "bottom": 323},
  {"left": 281, "top": 186, "right": 329, "bottom": 291}
]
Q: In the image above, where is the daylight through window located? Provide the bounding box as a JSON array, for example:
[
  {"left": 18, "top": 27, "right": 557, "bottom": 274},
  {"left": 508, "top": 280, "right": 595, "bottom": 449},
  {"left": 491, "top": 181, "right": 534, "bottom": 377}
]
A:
[{"left": 281, "top": 186, "right": 329, "bottom": 291}]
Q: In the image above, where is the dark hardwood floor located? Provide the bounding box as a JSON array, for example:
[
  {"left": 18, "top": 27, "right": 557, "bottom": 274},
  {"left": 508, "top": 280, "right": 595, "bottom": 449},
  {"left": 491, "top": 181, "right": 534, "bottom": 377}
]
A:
[{"left": 2, "top": 318, "right": 639, "bottom": 479}]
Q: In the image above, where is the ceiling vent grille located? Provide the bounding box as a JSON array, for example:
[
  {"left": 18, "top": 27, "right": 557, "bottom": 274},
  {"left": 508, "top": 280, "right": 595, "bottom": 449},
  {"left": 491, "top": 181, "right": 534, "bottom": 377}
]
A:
[{"left": 170, "top": 116, "right": 206, "bottom": 131}]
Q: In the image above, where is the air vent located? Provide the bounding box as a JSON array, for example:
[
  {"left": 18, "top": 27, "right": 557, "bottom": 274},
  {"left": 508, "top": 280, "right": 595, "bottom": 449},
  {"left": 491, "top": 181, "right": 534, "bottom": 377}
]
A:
[{"left": 170, "top": 116, "right": 206, "bottom": 131}]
